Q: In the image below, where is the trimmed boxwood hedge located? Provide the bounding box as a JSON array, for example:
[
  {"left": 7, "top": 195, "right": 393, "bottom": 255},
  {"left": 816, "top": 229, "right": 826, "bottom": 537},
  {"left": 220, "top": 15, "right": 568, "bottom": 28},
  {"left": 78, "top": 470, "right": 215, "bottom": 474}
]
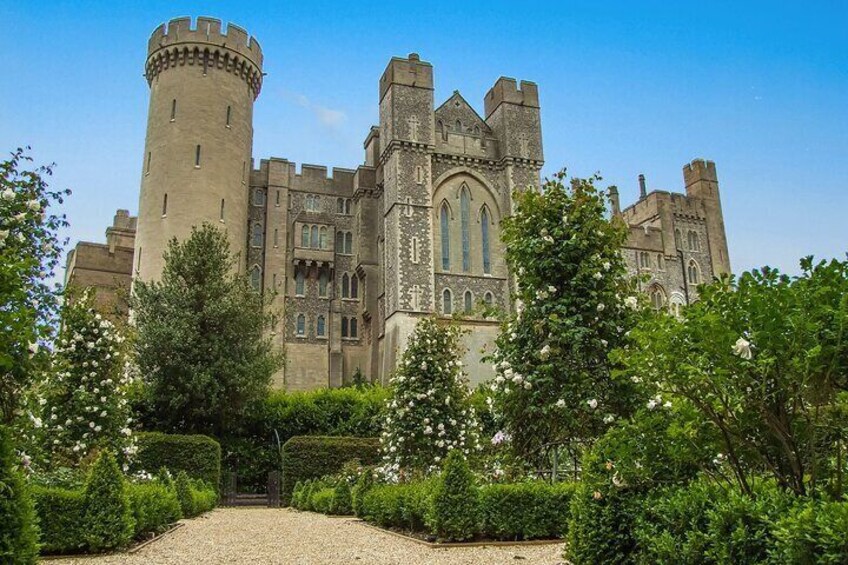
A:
[
  {"left": 131, "top": 432, "right": 221, "bottom": 490},
  {"left": 479, "top": 481, "right": 577, "bottom": 540},
  {"left": 281, "top": 436, "right": 379, "bottom": 505},
  {"left": 31, "top": 486, "right": 87, "bottom": 554}
]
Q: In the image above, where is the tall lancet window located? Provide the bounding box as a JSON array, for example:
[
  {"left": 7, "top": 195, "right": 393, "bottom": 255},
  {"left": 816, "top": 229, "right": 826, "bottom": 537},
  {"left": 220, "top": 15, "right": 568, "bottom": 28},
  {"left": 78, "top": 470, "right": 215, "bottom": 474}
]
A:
[
  {"left": 481, "top": 206, "right": 491, "bottom": 274},
  {"left": 440, "top": 203, "right": 450, "bottom": 271},
  {"left": 460, "top": 186, "right": 471, "bottom": 272}
]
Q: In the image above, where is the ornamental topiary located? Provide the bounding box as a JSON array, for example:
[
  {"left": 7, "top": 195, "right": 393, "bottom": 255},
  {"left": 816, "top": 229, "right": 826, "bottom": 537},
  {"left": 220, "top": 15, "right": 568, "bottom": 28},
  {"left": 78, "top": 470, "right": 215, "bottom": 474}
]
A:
[
  {"left": 0, "top": 425, "right": 39, "bottom": 564},
  {"left": 127, "top": 481, "right": 182, "bottom": 536},
  {"left": 351, "top": 470, "right": 374, "bottom": 517},
  {"left": 82, "top": 450, "right": 134, "bottom": 551},
  {"left": 427, "top": 450, "right": 478, "bottom": 542},
  {"left": 174, "top": 471, "right": 195, "bottom": 517}
]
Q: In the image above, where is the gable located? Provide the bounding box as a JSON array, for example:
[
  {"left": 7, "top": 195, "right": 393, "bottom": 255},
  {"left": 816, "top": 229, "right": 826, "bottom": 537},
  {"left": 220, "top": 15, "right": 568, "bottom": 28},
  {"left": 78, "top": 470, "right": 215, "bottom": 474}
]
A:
[{"left": 434, "top": 91, "right": 491, "bottom": 135}]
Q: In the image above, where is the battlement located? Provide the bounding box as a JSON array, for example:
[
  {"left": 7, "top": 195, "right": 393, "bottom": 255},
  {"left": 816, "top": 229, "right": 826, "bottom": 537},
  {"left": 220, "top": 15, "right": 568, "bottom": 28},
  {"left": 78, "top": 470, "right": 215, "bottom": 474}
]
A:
[
  {"left": 379, "top": 53, "right": 434, "bottom": 102},
  {"left": 484, "top": 77, "right": 539, "bottom": 118},
  {"left": 148, "top": 16, "right": 263, "bottom": 70},
  {"left": 683, "top": 158, "right": 717, "bottom": 186}
]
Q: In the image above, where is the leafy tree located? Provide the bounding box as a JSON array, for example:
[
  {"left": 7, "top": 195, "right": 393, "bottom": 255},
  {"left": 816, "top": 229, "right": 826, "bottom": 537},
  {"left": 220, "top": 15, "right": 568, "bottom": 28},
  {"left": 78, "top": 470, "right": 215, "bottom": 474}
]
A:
[
  {"left": 133, "top": 223, "right": 282, "bottom": 436},
  {"left": 0, "top": 425, "right": 39, "bottom": 564},
  {"left": 621, "top": 257, "right": 848, "bottom": 497},
  {"left": 378, "top": 318, "right": 481, "bottom": 480},
  {"left": 40, "top": 288, "right": 136, "bottom": 468},
  {"left": 489, "top": 171, "right": 637, "bottom": 470},
  {"left": 0, "top": 147, "right": 69, "bottom": 425}
]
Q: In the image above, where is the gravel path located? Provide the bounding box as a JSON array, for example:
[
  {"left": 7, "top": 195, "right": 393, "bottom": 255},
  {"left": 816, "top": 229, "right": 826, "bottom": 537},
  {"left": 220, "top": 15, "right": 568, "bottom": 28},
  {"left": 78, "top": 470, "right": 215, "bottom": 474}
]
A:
[{"left": 50, "top": 507, "right": 566, "bottom": 564}]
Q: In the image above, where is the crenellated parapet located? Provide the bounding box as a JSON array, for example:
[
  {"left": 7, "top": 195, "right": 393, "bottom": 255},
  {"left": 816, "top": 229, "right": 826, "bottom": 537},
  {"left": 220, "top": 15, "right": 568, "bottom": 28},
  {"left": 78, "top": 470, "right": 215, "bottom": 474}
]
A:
[{"left": 145, "top": 17, "right": 263, "bottom": 99}]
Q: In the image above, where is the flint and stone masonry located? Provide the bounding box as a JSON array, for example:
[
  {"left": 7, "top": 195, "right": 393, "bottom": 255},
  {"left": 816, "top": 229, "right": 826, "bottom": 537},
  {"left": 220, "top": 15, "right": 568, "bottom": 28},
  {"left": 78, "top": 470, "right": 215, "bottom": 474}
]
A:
[{"left": 65, "top": 17, "right": 731, "bottom": 390}]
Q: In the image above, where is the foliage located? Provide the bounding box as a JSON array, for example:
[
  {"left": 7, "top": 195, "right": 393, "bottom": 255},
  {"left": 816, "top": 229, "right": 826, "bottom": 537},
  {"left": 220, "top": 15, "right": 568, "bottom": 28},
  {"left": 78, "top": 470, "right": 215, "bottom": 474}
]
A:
[
  {"left": 620, "top": 257, "right": 848, "bottom": 496},
  {"left": 0, "top": 147, "right": 69, "bottom": 425},
  {"left": 174, "top": 471, "right": 195, "bottom": 517},
  {"left": 130, "top": 432, "right": 221, "bottom": 491},
  {"left": 359, "top": 479, "right": 435, "bottom": 532},
  {"left": 40, "top": 289, "right": 135, "bottom": 468},
  {"left": 82, "top": 450, "right": 134, "bottom": 551},
  {"left": 0, "top": 425, "right": 39, "bottom": 563},
  {"left": 772, "top": 498, "right": 848, "bottom": 564},
  {"left": 351, "top": 469, "right": 375, "bottom": 517},
  {"left": 427, "top": 450, "right": 479, "bottom": 542},
  {"left": 217, "top": 385, "right": 388, "bottom": 492},
  {"left": 379, "top": 317, "right": 481, "bottom": 479},
  {"left": 127, "top": 480, "right": 182, "bottom": 537},
  {"left": 478, "top": 481, "right": 576, "bottom": 541},
  {"left": 280, "top": 436, "right": 380, "bottom": 505},
  {"left": 132, "top": 223, "right": 283, "bottom": 437},
  {"left": 331, "top": 481, "right": 352, "bottom": 515},
  {"left": 566, "top": 484, "right": 643, "bottom": 565},
  {"left": 489, "top": 170, "right": 637, "bottom": 469},
  {"left": 30, "top": 485, "right": 86, "bottom": 554},
  {"left": 310, "top": 488, "right": 336, "bottom": 514}
]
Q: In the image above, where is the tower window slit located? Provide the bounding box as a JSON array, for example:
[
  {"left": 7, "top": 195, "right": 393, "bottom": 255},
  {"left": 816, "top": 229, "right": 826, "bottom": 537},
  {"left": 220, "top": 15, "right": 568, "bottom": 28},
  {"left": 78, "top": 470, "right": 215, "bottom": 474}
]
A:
[
  {"left": 162, "top": 193, "right": 168, "bottom": 216},
  {"left": 220, "top": 199, "right": 225, "bottom": 221},
  {"left": 170, "top": 99, "right": 176, "bottom": 121},
  {"left": 195, "top": 145, "right": 201, "bottom": 167},
  {"left": 226, "top": 105, "right": 231, "bottom": 127}
]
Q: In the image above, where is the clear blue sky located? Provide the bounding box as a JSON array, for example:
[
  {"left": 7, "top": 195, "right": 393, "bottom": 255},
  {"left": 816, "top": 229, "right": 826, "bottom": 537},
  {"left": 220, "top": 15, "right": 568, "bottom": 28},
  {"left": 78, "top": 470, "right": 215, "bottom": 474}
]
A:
[{"left": 2, "top": 1, "right": 846, "bottom": 276}]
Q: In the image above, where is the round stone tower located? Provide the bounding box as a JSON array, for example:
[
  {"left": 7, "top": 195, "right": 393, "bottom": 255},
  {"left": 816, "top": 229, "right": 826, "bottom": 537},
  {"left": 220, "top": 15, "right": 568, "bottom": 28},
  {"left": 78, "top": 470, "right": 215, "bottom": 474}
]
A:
[{"left": 134, "top": 16, "right": 263, "bottom": 281}]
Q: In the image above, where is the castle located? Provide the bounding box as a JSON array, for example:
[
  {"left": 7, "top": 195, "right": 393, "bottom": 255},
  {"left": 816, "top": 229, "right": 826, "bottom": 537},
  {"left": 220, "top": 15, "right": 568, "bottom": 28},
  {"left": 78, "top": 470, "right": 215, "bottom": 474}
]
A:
[{"left": 65, "top": 17, "right": 731, "bottom": 389}]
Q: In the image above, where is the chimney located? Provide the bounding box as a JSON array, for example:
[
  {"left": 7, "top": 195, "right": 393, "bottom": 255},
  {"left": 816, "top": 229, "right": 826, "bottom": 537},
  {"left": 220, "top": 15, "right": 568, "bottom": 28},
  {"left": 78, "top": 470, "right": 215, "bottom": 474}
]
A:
[{"left": 638, "top": 174, "right": 647, "bottom": 199}]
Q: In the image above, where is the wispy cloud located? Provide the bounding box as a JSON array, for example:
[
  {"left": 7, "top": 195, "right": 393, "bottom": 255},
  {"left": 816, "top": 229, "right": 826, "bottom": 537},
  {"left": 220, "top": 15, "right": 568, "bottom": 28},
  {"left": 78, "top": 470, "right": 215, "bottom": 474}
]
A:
[{"left": 291, "top": 92, "right": 347, "bottom": 129}]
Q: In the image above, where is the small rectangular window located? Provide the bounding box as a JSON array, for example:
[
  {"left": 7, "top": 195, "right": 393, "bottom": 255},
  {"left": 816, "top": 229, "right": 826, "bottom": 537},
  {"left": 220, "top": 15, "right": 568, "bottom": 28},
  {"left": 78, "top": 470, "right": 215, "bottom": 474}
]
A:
[
  {"left": 276, "top": 190, "right": 281, "bottom": 207},
  {"left": 195, "top": 145, "right": 201, "bottom": 167},
  {"left": 146, "top": 152, "right": 151, "bottom": 174},
  {"left": 242, "top": 161, "right": 246, "bottom": 184},
  {"left": 273, "top": 228, "right": 278, "bottom": 247},
  {"left": 162, "top": 193, "right": 168, "bottom": 216},
  {"left": 220, "top": 199, "right": 225, "bottom": 221},
  {"left": 170, "top": 99, "right": 176, "bottom": 121},
  {"left": 226, "top": 106, "right": 231, "bottom": 127}
]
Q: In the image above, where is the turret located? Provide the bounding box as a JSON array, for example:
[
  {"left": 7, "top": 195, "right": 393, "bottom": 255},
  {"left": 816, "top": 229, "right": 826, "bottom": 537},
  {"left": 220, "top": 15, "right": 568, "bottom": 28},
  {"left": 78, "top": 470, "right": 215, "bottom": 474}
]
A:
[
  {"left": 683, "top": 159, "right": 731, "bottom": 275},
  {"left": 484, "top": 77, "right": 543, "bottom": 164},
  {"left": 134, "top": 16, "right": 263, "bottom": 282}
]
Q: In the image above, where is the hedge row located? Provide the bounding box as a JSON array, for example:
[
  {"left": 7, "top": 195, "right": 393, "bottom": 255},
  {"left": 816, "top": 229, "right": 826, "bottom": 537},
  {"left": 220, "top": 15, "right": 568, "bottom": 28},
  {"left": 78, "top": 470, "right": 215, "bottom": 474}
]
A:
[
  {"left": 220, "top": 386, "right": 388, "bottom": 491},
  {"left": 130, "top": 432, "right": 221, "bottom": 490},
  {"left": 32, "top": 454, "right": 217, "bottom": 555},
  {"left": 281, "top": 436, "right": 380, "bottom": 505},
  {"left": 566, "top": 479, "right": 848, "bottom": 564}
]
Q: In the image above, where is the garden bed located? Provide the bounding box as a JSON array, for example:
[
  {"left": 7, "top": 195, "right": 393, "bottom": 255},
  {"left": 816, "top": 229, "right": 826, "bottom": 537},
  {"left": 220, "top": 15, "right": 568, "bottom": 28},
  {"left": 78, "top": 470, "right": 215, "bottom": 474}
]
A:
[
  {"left": 355, "top": 519, "right": 564, "bottom": 548},
  {"left": 41, "top": 522, "right": 185, "bottom": 560}
]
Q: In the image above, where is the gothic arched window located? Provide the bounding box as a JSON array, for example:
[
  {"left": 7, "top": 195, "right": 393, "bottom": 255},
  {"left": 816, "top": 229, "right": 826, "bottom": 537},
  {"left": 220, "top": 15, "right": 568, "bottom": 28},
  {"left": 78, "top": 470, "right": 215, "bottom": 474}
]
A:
[
  {"left": 295, "top": 269, "right": 305, "bottom": 296},
  {"left": 345, "top": 232, "right": 353, "bottom": 254},
  {"left": 460, "top": 186, "right": 471, "bottom": 272},
  {"left": 481, "top": 206, "right": 491, "bottom": 274},
  {"left": 318, "top": 270, "right": 328, "bottom": 297},
  {"left": 301, "top": 225, "right": 310, "bottom": 248},
  {"left": 350, "top": 274, "right": 359, "bottom": 299},
  {"left": 350, "top": 317, "right": 358, "bottom": 338},
  {"left": 296, "top": 314, "right": 305, "bottom": 336},
  {"left": 674, "top": 228, "right": 682, "bottom": 250},
  {"left": 649, "top": 285, "right": 666, "bottom": 310},
  {"left": 484, "top": 291, "right": 494, "bottom": 306},
  {"left": 335, "top": 231, "right": 343, "bottom": 252},
  {"left": 319, "top": 226, "right": 328, "bottom": 249},
  {"left": 464, "top": 290, "right": 473, "bottom": 313},
  {"left": 337, "top": 198, "right": 344, "bottom": 214},
  {"left": 253, "top": 188, "right": 265, "bottom": 207},
  {"left": 341, "top": 273, "right": 350, "bottom": 299},
  {"left": 310, "top": 225, "right": 319, "bottom": 248},
  {"left": 250, "top": 265, "right": 261, "bottom": 290},
  {"left": 440, "top": 203, "right": 451, "bottom": 271},
  {"left": 687, "top": 260, "right": 700, "bottom": 285},
  {"left": 442, "top": 288, "right": 452, "bottom": 314},
  {"left": 316, "top": 315, "right": 326, "bottom": 337},
  {"left": 341, "top": 317, "right": 349, "bottom": 338},
  {"left": 252, "top": 223, "right": 263, "bottom": 248}
]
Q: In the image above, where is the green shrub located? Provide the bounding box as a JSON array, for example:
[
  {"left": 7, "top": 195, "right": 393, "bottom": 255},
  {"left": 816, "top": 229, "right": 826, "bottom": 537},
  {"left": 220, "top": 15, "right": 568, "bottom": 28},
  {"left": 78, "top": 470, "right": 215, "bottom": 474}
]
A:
[
  {"left": 0, "top": 425, "right": 39, "bottom": 564},
  {"left": 311, "top": 488, "right": 336, "bottom": 514},
  {"left": 479, "top": 481, "right": 576, "bottom": 540},
  {"left": 566, "top": 484, "right": 644, "bottom": 565},
  {"left": 127, "top": 481, "right": 182, "bottom": 537},
  {"left": 773, "top": 499, "right": 848, "bottom": 564},
  {"left": 291, "top": 481, "right": 305, "bottom": 509},
  {"left": 427, "top": 451, "right": 479, "bottom": 542},
  {"left": 30, "top": 486, "right": 86, "bottom": 554},
  {"left": 331, "top": 481, "right": 353, "bottom": 515},
  {"left": 83, "top": 451, "right": 134, "bottom": 551},
  {"left": 190, "top": 480, "right": 217, "bottom": 515},
  {"left": 280, "top": 436, "right": 380, "bottom": 505},
  {"left": 174, "top": 471, "right": 196, "bottom": 517},
  {"left": 360, "top": 481, "right": 432, "bottom": 531},
  {"left": 351, "top": 470, "right": 374, "bottom": 517},
  {"left": 131, "top": 432, "right": 221, "bottom": 491}
]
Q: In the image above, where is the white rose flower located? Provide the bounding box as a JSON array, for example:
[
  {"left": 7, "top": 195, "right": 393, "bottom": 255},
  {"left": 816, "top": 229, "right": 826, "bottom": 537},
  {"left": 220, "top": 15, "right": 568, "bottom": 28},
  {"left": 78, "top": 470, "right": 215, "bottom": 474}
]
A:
[
  {"left": 732, "top": 337, "right": 753, "bottom": 360},
  {"left": 593, "top": 272, "right": 603, "bottom": 280},
  {"left": 539, "top": 344, "right": 551, "bottom": 359},
  {"left": 597, "top": 303, "right": 605, "bottom": 311},
  {"left": 1, "top": 188, "right": 15, "bottom": 201},
  {"left": 624, "top": 296, "right": 639, "bottom": 309},
  {"left": 603, "top": 414, "right": 615, "bottom": 424},
  {"left": 27, "top": 199, "right": 41, "bottom": 211},
  {"left": 587, "top": 398, "right": 599, "bottom": 410},
  {"left": 555, "top": 399, "right": 566, "bottom": 408}
]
